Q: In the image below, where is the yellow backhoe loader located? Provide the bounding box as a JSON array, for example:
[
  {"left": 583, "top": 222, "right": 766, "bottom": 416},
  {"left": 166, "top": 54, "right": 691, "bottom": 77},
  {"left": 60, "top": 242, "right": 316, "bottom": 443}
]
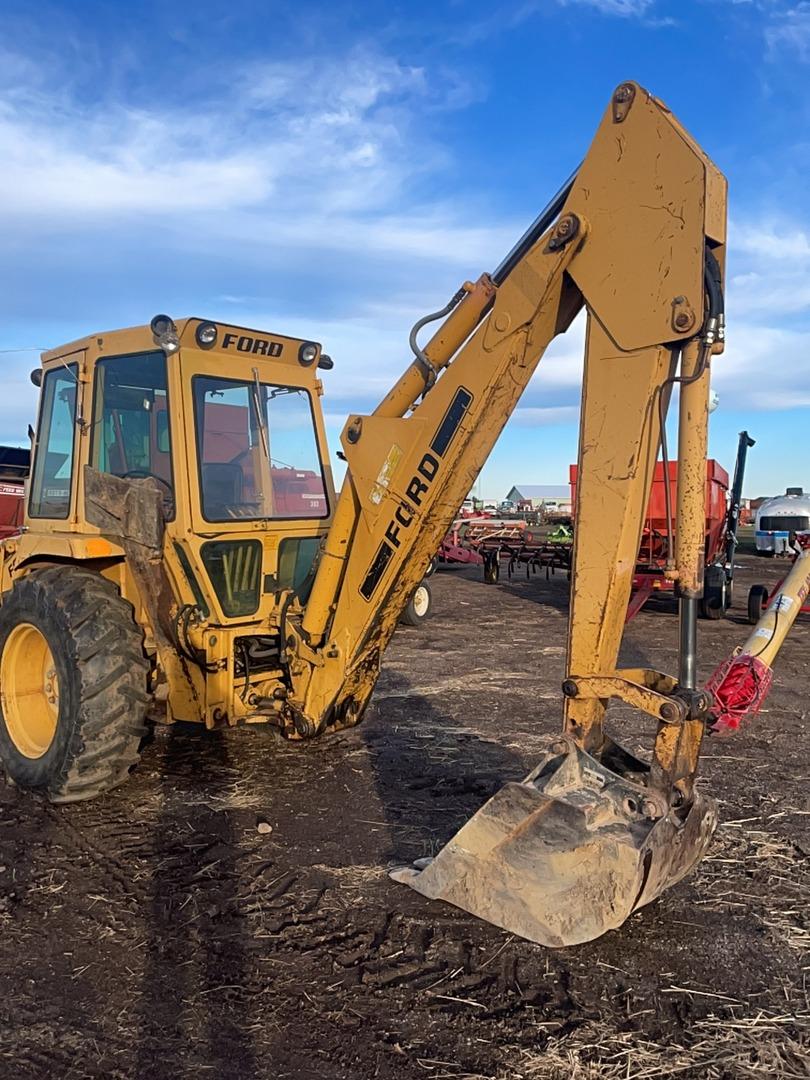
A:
[{"left": 0, "top": 82, "right": 804, "bottom": 947}]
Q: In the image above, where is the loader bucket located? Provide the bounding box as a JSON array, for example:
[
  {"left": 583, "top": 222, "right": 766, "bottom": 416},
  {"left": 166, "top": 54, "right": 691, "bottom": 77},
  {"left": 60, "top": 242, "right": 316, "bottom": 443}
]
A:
[{"left": 391, "top": 736, "right": 717, "bottom": 947}]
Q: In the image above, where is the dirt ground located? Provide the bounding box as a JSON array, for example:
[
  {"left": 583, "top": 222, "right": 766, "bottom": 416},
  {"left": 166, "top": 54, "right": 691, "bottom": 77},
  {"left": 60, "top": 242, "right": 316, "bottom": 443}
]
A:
[{"left": 0, "top": 552, "right": 807, "bottom": 1079}]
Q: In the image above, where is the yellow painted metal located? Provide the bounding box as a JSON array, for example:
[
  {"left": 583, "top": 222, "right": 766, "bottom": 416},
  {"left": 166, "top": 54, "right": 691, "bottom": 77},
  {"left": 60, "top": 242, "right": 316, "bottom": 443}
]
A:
[
  {"left": 374, "top": 276, "right": 496, "bottom": 420},
  {"left": 300, "top": 483, "right": 359, "bottom": 644},
  {"left": 1, "top": 623, "right": 59, "bottom": 758},
  {"left": 564, "top": 328, "right": 676, "bottom": 750},
  {"left": 674, "top": 340, "right": 711, "bottom": 596},
  {"left": 565, "top": 89, "right": 725, "bottom": 351},
  {"left": 740, "top": 550, "right": 810, "bottom": 666},
  {"left": 566, "top": 669, "right": 685, "bottom": 724},
  {"left": 302, "top": 276, "right": 496, "bottom": 644}
]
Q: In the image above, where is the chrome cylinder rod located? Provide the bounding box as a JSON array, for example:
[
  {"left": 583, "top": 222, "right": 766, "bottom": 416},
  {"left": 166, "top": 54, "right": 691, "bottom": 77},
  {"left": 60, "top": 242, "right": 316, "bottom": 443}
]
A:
[{"left": 678, "top": 596, "right": 699, "bottom": 689}]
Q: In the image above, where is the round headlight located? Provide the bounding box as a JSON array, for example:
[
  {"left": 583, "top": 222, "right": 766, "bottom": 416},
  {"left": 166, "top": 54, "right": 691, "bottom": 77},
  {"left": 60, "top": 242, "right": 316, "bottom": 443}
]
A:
[
  {"left": 195, "top": 321, "right": 218, "bottom": 349},
  {"left": 150, "top": 313, "right": 180, "bottom": 355},
  {"left": 298, "top": 342, "right": 318, "bottom": 366},
  {"left": 150, "top": 314, "right": 175, "bottom": 338}
]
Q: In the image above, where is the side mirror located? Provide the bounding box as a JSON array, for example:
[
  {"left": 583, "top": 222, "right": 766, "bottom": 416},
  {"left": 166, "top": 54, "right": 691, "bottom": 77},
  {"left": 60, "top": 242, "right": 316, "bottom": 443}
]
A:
[{"left": 30, "top": 368, "right": 42, "bottom": 387}]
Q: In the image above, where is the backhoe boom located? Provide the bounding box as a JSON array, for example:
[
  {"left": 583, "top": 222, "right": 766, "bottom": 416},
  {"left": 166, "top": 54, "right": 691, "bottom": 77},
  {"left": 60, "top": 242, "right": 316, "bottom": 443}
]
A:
[
  {"left": 290, "top": 80, "right": 734, "bottom": 945},
  {"left": 289, "top": 82, "right": 727, "bottom": 765}
]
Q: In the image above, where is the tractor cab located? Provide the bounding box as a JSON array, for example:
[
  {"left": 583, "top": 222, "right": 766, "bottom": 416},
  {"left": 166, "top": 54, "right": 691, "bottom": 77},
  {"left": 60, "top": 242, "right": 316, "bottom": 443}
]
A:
[{"left": 23, "top": 317, "right": 336, "bottom": 626}]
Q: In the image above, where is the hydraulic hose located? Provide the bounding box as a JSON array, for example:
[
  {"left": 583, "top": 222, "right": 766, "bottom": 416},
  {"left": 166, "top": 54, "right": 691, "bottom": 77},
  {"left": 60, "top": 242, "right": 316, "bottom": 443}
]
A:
[{"left": 491, "top": 166, "right": 579, "bottom": 286}]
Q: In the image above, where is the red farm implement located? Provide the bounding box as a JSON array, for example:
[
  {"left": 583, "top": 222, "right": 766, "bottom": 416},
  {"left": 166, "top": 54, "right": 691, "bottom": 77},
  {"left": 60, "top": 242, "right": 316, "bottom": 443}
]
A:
[
  {"left": 571, "top": 431, "right": 755, "bottom": 622},
  {"left": 437, "top": 517, "right": 572, "bottom": 584},
  {"left": 0, "top": 446, "right": 28, "bottom": 540}
]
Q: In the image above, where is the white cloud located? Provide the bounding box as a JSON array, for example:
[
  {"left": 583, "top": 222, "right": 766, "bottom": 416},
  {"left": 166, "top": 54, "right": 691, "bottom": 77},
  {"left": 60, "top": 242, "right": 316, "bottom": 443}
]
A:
[
  {"left": 733, "top": 220, "right": 810, "bottom": 260},
  {"left": 765, "top": 3, "right": 810, "bottom": 60},
  {"left": 0, "top": 43, "right": 515, "bottom": 287},
  {"left": 711, "top": 322, "right": 810, "bottom": 409},
  {"left": 727, "top": 215, "right": 810, "bottom": 321},
  {"left": 511, "top": 405, "right": 580, "bottom": 425},
  {"left": 0, "top": 49, "right": 458, "bottom": 223},
  {"left": 560, "top": 0, "right": 655, "bottom": 14}
]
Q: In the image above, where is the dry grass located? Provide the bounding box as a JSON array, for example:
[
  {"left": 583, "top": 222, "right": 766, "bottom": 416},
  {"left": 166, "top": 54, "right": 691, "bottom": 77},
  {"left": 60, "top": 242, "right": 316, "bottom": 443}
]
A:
[
  {"left": 699, "top": 818, "right": 809, "bottom": 955},
  {"left": 511, "top": 1008, "right": 810, "bottom": 1079}
]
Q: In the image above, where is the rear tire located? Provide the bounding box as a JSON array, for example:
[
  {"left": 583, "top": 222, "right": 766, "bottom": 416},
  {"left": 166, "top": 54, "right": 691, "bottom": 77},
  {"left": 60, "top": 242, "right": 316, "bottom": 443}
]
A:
[
  {"left": 399, "top": 581, "right": 432, "bottom": 627},
  {"left": 700, "top": 565, "right": 728, "bottom": 620},
  {"left": 483, "top": 552, "right": 499, "bottom": 585},
  {"left": 747, "top": 584, "right": 770, "bottom": 625},
  {"left": 0, "top": 567, "right": 150, "bottom": 802}
]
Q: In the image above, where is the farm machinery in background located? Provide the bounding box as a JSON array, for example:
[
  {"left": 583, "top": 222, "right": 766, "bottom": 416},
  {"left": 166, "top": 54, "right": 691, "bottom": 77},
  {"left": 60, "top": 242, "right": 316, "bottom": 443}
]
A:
[
  {"left": 754, "top": 487, "right": 810, "bottom": 556},
  {"left": 746, "top": 530, "right": 810, "bottom": 628},
  {"left": 436, "top": 514, "right": 573, "bottom": 584},
  {"left": 575, "top": 430, "right": 756, "bottom": 621},
  {"left": 624, "top": 430, "right": 755, "bottom": 621},
  {"left": 437, "top": 432, "right": 754, "bottom": 619},
  {"left": 0, "top": 446, "right": 29, "bottom": 540}
]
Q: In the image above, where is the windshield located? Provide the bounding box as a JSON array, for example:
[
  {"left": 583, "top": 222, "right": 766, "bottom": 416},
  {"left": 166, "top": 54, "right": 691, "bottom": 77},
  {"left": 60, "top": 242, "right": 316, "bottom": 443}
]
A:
[{"left": 192, "top": 375, "right": 328, "bottom": 522}]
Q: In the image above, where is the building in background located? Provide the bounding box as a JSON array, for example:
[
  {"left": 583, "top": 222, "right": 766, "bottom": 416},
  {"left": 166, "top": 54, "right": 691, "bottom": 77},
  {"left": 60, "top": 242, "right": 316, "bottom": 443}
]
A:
[{"left": 502, "top": 484, "right": 572, "bottom": 513}]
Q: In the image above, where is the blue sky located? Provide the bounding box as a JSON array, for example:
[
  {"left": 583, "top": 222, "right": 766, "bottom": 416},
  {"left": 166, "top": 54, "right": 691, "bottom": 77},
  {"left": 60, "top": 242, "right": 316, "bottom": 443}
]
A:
[{"left": 0, "top": 0, "right": 808, "bottom": 499}]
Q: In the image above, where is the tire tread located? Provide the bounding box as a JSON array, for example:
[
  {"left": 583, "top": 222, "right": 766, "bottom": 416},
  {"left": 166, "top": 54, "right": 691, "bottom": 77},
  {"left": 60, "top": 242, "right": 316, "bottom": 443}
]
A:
[{"left": 0, "top": 567, "right": 150, "bottom": 803}]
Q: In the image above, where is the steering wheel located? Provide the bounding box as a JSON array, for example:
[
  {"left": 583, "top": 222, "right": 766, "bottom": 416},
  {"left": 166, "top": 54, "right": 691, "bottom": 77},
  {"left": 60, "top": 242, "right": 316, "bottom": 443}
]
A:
[{"left": 120, "top": 469, "right": 174, "bottom": 495}]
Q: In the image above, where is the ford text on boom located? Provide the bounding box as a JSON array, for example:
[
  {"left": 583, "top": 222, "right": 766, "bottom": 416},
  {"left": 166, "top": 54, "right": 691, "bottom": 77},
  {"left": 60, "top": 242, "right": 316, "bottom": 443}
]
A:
[
  {"left": 358, "top": 385, "right": 474, "bottom": 602},
  {"left": 384, "top": 453, "right": 439, "bottom": 550},
  {"left": 359, "top": 453, "right": 439, "bottom": 602},
  {"left": 222, "top": 333, "right": 283, "bottom": 357}
]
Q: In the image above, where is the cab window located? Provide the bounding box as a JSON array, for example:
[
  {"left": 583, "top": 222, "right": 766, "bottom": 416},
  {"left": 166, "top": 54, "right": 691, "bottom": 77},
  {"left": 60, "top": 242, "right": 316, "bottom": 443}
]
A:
[
  {"left": 90, "top": 351, "right": 173, "bottom": 514},
  {"left": 29, "top": 365, "right": 78, "bottom": 519},
  {"left": 193, "top": 375, "right": 328, "bottom": 522}
]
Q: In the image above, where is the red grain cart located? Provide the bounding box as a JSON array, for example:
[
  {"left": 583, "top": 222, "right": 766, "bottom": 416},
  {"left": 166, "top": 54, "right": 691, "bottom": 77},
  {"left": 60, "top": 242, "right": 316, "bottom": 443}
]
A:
[
  {"left": 570, "top": 457, "right": 734, "bottom": 620},
  {"left": 0, "top": 446, "right": 29, "bottom": 539}
]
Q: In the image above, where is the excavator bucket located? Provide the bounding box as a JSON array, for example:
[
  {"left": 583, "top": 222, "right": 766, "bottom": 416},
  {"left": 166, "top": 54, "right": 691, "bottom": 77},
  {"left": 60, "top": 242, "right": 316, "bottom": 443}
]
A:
[{"left": 391, "top": 736, "right": 717, "bottom": 947}]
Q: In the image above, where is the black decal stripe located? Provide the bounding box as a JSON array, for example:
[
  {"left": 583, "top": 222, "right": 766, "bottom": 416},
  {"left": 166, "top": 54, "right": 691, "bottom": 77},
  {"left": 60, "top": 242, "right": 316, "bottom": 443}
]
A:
[
  {"left": 360, "top": 541, "right": 395, "bottom": 601},
  {"left": 431, "top": 387, "right": 473, "bottom": 458}
]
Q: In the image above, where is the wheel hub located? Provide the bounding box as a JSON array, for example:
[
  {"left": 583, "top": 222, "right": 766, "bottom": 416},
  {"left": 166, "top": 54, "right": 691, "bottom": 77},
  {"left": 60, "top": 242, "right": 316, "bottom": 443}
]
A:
[
  {"left": 413, "top": 586, "right": 429, "bottom": 618},
  {"left": 1, "top": 623, "right": 59, "bottom": 758}
]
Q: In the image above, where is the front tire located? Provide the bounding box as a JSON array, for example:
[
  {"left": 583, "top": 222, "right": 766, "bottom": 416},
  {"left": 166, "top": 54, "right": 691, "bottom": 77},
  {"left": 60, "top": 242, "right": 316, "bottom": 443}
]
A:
[
  {"left": 400, "top": 581, "right": 432, "bottom": 627},
  {"left": 0, "top": 567, "right": 150, "bottom": 802}
]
